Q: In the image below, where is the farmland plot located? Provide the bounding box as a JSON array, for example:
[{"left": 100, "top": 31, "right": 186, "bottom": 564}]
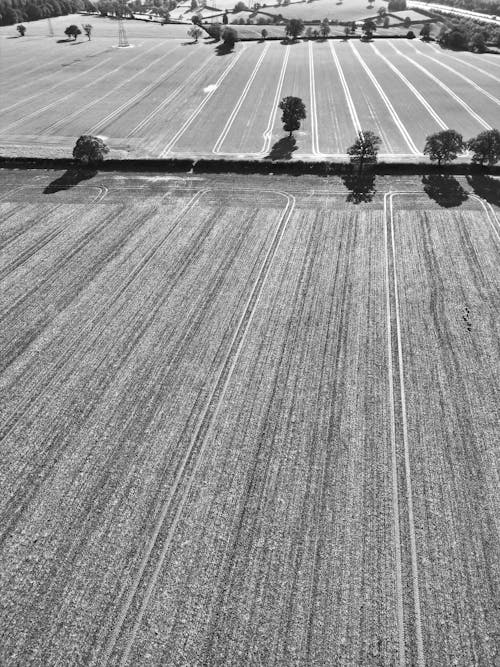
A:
[
  {"left": 2, "top": 29, "right": 500, "bottom": 159},
  {"left": 386, "top": 193, "right": 500, "bottom": 665},
  {"left": 0, "top": 186, "right": 295, "bottom": 664}
]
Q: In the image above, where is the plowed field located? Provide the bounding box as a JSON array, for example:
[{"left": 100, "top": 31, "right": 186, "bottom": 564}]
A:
[{"left": 0, "top": 170, "right": 499, "bottom": 666}]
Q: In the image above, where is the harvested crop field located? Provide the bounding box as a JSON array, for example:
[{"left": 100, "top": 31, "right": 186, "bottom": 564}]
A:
[
  {"left": 1, "top": 16, "right": 499, "bottom": 160},
  {"left": 0, "top": 169, "right": 499, "bottom": 665}
]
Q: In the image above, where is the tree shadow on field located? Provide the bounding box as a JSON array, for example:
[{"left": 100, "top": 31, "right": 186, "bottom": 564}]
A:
[
  {"left": 215, "top": 42, "right": 234, "bottom": 55},
  {"left": 466, "top": 173, "right": 500, "bottom": 207},
  {"left": 341, "top": 168, "right": 376, "bottom": 204},
  {"left": 57, "top": 38, "right": 73, "bottom": 43},
  {"left": 44, "top": 168, "right": 97, "bottom": 194},
  {"left": 422, "top": 174, "right": 468, "bottom": 207},
  {"left": 265, "top": 135, "right": 297, "bottom": 161}
]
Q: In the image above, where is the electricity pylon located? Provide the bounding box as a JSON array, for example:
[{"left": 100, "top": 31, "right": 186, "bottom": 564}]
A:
[{"left": 47, "top": 16, "right": 54, "bottom": 37}]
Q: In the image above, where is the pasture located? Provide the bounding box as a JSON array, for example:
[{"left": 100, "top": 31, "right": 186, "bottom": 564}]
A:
[
  {"left": 0, "top": 169, "right": 499, "bottom": 665},
  {"left": 1, "top": 15, "right": 499, "bottom": 160}
]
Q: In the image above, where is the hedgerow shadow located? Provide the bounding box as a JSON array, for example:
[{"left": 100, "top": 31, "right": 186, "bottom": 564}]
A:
[
  {"left": 422, "top": 174, "right": 468, "bottom": 207},
  {"left": 44, "top": 168, "right": 97, "bottom": 194},
  {"left": 340, "top": 168, "right": 376, "bottom": 203},
  {"left": 466, "top": 173, "right": 500, "bottom": 207},
  {"left": 265, "top": 135, "right": 297, "bottom": 161}
]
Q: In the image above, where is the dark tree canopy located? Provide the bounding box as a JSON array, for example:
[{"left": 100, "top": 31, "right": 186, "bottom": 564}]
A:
[
  {"left": 468, "top": 129, "right": 500, "bottom": 166},
  {"left": 65, "top": 24, "right": 81, "bottom": 39},
  {"left": 16, "top": 23, "right": 26, "bottom": 35},
  {"left": 347, "top": 130, "right": 381, "bottom": 171},
  {"left": 285, "top": 18, "right": 305, "bottom": 40},
  {"left": 423, "top": 129, "right": 465, "bottom": 165},
  {"left": 279, "top": 96, "right": 306, "bottom": 137},
  {"left": 73, "top": 135, "right": 109, "bottom": 165}
]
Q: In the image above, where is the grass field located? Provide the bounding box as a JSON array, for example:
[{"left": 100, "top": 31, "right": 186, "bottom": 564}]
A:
[
  {"left": 0, "top": 169, "right": 499, "bottom": 665},
  {"left": 1, "top": 14, "right": 499, "bottom": 160}
]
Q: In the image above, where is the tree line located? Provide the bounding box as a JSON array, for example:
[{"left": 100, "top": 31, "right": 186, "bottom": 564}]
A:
[{"left": 0, "top": 0, "right": 95, "bottom": 26}]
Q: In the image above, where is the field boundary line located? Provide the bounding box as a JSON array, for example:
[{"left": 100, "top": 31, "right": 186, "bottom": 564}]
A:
[
  {"left": 101, "top": 189, "right": 296, "bottom": 667},
  {"left": 48, "top": 43, "right": 183, "bottom": 135},
  {"left": 370, "top": 44, "right": 447, "bottom": 130},
  {"left": 425, "top": 43, "right": 500, "bottom": 84},
  {"left": 308, "top": 41, "right": 321, "bottom": 156},
  {"left": 328, "top": 41, "right": 361, "bottom": 134},
  {"left": 389, "top": 192, "right": 426, "bottom": 667},
  {"left": 213, "top": 43, "right": 270, "bottom": 154},
  {"left": 160, "top": 46, "right": 248, "bottom": 156},
  {"left": 383, "top": 192, "right": 407, "bottom": 667},
  {"left": 0, "top": 57, "right": 114, "bottom": 115},
  {"left": 0, "top": 189, "right": 207, "bottom": 438},
  {"left": 261, "top": 45, "right": 290, "bottom": 155},
  {"left": 407, "top": 42, "right": 500, "bottom": 107},
  {"left": 387, "top": 42, "right": 491, "bottom": 131},
  {"left": 350, "top": 42, "right": 420, "bottom": 155},
  {"left": 0, "top": 41, "right": 164, "bottom": 135}
]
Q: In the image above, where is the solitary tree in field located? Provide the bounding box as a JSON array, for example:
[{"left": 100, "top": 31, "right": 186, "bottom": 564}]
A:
[
  {"left": 424, "top": 129, "right": 465, "bottom": 166},
  {"left": 65, "top": 24, "right": 82, "bottom": 40},
  {"left": 362, "top": 18, "right": 376, "bottom": 40},
  {"left": 221, "top": 26, "right": 238, "bottom": 49},
  {"left": 403, "top": 15, "right": 411, "bottom": 29},
  {"left": 279, "top": 96, "right": 306, "bottom": 137},
  {"left": 17, "top": 24, "right": 26, "bottom": 36},
  {"left": 73, "top": 135, "right": 109, "bottom": 166},
  {"left": 319, "top": 18, "right": 330, "bottom": 39},
  {"left": 285, "top": 18, "right": 305, "bottom": 40},
  {"left": 468, "top": 129, "right": 500, "bottom": 166},
  {"left": 261, "top": 27, "right": 268, "bottom": 39},
  {"left": 188, "top": 25, "right": 202, "bottom": 41},
  {"left": 82, "top": 23, "right": 92, "bottom": 40},
  {"left": 420, "top": 23, "right": 431, "bottom": 40},
  {"left": 347, "top": 130, "right": 381, "bottom": 173},
  {"left": 383, "top": 15, "right": 390, "bottom": 28},
  {"left": 223, "top": 9, "right": 229, "bottom": 23}
]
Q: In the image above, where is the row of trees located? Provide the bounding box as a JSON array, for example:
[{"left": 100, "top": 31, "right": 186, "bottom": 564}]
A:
[
  {"left": 0, "top": 0, "right": 95, "bottom": 25},
  {"left": 437, "top": 16, "right": 500, "bottom": 50}
]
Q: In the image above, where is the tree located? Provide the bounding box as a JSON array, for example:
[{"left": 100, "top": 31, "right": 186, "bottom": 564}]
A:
[
  {"left": 403, "top": 16, "right": 411, "bottom": 28},
  {"left": 65, "top": 24, "right": 81, "bottom": 39},
  {"left": 73, "top": 135, "right": 109, "bottom": 165},
  {"left": 17, "top": 23, "right": 26, "bottom": 35},
  {"left": 261, "top": 27, "right": 268, "bottom": 39},
  {"left": 470, "top": 30, "right": 487, "bottom": 52},
  {"left": 383, "top": 15, "right": 390, "bottom": 28},
  {"left": 319, "top": 18, "right": 330, "bottom": 38},
  {"left": 26, "top": 4, "right": 42, "bottom": 20},
  {"left": 423, "top": 129, "right": 465, "bottom": 166},
  {"left": 343, "top": 24, "right": 350, "bottom": 38},
  {"left": 387, "top": 0, "right": 406, "bottom": 9},
  {"left": 221, "top": 26, "right": 237, "bottom": 47},
  {"left": 468, "top": 129, "right": 500, "bottom": 166},
  {"left": 420, "top": 23, "right": 431, "bottom": 40},
  {"left": 233, "top": 0, "right": 246, "bottom": 10},
  {"left": 362, "top": 18, "right": 376, "bottom": 40},
  {"left": 347, "top": 130, "right": 381, "bottom": 173},
  {"left": 285, "top": 17, "right": 304, "bottom": 40},
  {"left": 439, "top": 27, "right": 468, "bottom": 50},
  {"left": 191, "top": 14, "right": 202, "bottom": 24},
  {"left": 279, "top": 95, "right": 306, "bottom": 137},
  {"left": 82, "top": 23, "right": 92, "bottom": 39},
  {"left": 188, "top": 25, "right": 202, "bottom": 40},
  {"left": 222, "top": 9, "right": 228, "bottom": 23},
  {"left": 190, "top": 0, "right": 197, "bottom": 9}
]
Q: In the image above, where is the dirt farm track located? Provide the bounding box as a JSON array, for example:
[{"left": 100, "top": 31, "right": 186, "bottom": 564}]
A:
[
  {"left": 1, "top": 14, "right": 500, "bottom": 160},
  {"left": 0, "top": 168, "right": 499, "bottom": 665}
]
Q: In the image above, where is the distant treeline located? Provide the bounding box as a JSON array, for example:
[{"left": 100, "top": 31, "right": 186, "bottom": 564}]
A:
[{"left": 0, "top": 0, "right": 95, "bottom": 25}]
